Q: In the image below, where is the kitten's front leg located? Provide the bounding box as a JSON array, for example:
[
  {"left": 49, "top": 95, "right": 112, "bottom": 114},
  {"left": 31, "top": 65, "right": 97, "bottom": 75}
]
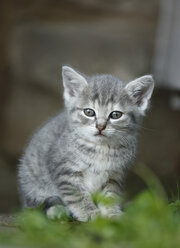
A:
[
  {"left": 98, "top": 179, "right": 122, "bottom": 219},
  {"left": 57, "top": 179, "right": 99, "bottom": 222}
]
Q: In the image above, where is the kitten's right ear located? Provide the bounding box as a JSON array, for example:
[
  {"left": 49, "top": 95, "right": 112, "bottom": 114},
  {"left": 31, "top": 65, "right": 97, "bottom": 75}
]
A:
[
  {"left": 125, "top": 75, "right": 154, "bottom": 115},
  {"left": 62, "top": 66, "right": 88, "bottom": 100}
]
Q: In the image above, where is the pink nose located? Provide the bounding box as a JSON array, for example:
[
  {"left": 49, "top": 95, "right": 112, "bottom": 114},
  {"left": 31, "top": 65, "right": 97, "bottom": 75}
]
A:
[{"left": 96, "top": 124, "right": 106, "bottom": 132}]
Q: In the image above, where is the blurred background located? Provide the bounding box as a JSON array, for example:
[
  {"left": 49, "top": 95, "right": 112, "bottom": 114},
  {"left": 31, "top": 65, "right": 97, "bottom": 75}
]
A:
[{"left": 0, "top": 0, "right": 180, "bottom": 213}]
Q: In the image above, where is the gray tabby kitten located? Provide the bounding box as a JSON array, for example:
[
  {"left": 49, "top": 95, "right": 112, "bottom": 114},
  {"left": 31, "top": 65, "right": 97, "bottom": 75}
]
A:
[{"left": 18, "top": 66, "right": 154, "bottom": 221}]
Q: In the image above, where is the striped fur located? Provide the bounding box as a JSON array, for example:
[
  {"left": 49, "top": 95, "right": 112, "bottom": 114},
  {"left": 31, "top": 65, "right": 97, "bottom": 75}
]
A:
[{"left": 18, "top": 66, "right": 154, "bottom": 221}]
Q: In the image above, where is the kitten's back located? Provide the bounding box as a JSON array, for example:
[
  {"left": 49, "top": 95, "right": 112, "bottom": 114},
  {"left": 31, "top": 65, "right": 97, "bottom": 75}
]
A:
[{"left": 18, "top": 111, "right": 67, "bottom": 207}]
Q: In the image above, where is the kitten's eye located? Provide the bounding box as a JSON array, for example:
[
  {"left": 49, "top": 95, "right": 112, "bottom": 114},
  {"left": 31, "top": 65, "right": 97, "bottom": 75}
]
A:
[
  {"left": 109, "top": 111, "right": 123, "bottom": 119},
  {"left": 83, "top": 108, "right": 95, "bottom": 117}
]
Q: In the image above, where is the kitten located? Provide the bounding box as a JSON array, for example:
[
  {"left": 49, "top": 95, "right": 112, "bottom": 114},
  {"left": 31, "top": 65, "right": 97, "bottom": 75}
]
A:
[{"left": 18, "top": 66, "right": 154, "bottom": 221}]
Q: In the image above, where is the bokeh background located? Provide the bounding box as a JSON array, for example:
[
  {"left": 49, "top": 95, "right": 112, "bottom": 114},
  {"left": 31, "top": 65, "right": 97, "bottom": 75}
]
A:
[{"left": 0, "top": 0, "right": 180, "bottom": 213}]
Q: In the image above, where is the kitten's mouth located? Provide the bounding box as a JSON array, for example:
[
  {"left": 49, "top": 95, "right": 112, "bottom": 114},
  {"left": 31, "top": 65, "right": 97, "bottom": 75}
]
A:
[{"left": 94, "top": 132, "right": 106, "bottom": 137}]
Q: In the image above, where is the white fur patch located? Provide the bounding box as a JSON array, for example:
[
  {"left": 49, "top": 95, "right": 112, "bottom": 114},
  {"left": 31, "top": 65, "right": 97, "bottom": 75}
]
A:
[
  {"left": 46, "top": 205, "right": 66, "bottom": 220},
  {"left": 98, "top": 203, "right": 122, "bottom": 218},
  {"left": 83, "top": 170, "right": 109, "bottom": 193}
]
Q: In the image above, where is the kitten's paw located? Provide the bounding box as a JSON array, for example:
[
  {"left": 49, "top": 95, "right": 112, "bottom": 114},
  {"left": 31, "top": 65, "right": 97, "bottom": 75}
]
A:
[
  {"left": 89, "top": 208, "right": 100, "bottom": 221},
  {"left": 46, "top": 205, "right": 67, "bottom": 220},
  {"left": 98, "top": 204, "right": 122, "bottom": 219},
  {"left": 43, "top": 196, "right": 68, "bottom": 220},
  {"left": 72, "top": 208, "right": 100, "bottom": 222}
]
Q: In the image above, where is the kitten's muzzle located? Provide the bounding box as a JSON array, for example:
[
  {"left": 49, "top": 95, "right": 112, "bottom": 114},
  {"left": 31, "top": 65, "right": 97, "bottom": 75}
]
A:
[
  {"left": 95, "top": 124, "right": 106, "bottom": 136},
  {"left": 96, "top": 124, "right": 106, "bottom": 132}
]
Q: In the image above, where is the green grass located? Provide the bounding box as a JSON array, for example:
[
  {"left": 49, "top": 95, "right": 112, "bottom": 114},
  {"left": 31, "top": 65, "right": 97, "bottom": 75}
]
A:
[{"left": 0, "top": 188, "right": 180, "bottom": 248}]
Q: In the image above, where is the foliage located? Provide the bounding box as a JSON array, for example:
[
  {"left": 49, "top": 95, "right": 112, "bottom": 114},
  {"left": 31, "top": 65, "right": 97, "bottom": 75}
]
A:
[{"left": 0, "top": 188, "right": 180, "bottom": 248}]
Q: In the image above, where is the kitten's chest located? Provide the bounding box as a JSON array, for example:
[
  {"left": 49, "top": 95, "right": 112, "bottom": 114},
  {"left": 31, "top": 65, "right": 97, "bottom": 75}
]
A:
[
  {"left": 74, "top": 143, "right": 124, "bottom": 191},
  {"left": 89, "top": 145, "right": 120, "bottom": 171},
  {"left": 82, "top": 146, "right": 118, "bottom": 192},
  {"left": 83, "top": 170, "right": 109, "bottom": 193}
]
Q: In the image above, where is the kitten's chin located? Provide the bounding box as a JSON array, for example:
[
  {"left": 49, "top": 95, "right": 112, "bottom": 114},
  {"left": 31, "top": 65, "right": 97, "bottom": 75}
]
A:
[
  {"left": 94, "top": 134, "right": 107, "bottom": 140},
  {"left": 77, "top": 129, "right": 112, "bottom": 145},
  {"left": 80, "top": 132, "right": 120, "bottom": 146},
  {"left": 79, "top": 132, "right": 107, "bottom": 145},
  {"left": 94, "top": 132, "right": 106, "bottom": 137}
]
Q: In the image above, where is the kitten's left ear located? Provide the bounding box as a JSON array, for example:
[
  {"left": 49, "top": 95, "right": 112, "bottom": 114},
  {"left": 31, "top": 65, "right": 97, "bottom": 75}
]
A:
[
  {"left": 62, "top": 66, "right": 88, "bottom": 100},
  {"left": 125, "top": 75, "right": 154, "bottom": 114}
]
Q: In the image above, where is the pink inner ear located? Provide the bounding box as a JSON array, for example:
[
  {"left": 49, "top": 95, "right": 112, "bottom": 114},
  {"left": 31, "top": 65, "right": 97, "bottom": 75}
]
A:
[
  {"left": 69, "top": 88, "right": 75, "bottom": 97},
  {"left": 67, "top": 82, "right": 81, "bottom": 97},
  {"left": 126, "top": 76, "right": 154, "bottom": 113},
  {"left": 133, "top": 88, "right": 147, "bottom": 107},
  {"left": 62, "top": 66, "right": 88, "bottom": 98}
]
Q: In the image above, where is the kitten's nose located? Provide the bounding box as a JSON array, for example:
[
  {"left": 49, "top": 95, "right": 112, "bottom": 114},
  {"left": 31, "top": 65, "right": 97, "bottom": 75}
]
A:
[{"left": 96, "top": 124, "right": 106, "bottom": 132}]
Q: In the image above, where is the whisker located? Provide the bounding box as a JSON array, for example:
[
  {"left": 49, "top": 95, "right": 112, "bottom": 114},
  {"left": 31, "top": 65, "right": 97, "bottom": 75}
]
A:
[
  {"left": 110, "top": 123, "right": 155, "bottom": 132},
  {"left": 134, "top": 124, "right": 155, "bottom": 131}
]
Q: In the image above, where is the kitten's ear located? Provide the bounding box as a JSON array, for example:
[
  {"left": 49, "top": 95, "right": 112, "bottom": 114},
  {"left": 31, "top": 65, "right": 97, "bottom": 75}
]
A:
[
  {"left": 125, "top": 75, "right": 154, "bottom": 114},
  {"left": 62, "top": 66, "right": 88, "bottom": 99}
]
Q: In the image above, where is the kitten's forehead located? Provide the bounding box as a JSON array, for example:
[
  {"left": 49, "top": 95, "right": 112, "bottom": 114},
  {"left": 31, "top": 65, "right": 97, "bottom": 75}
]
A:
[{"left": 87, "top": 74, "right": 126, "bottom": 105}]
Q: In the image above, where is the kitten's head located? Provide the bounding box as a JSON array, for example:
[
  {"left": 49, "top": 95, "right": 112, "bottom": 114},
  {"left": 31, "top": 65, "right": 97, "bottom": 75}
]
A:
[{"left": 62, "top": 66, "right": 154, "bottom": 145}]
